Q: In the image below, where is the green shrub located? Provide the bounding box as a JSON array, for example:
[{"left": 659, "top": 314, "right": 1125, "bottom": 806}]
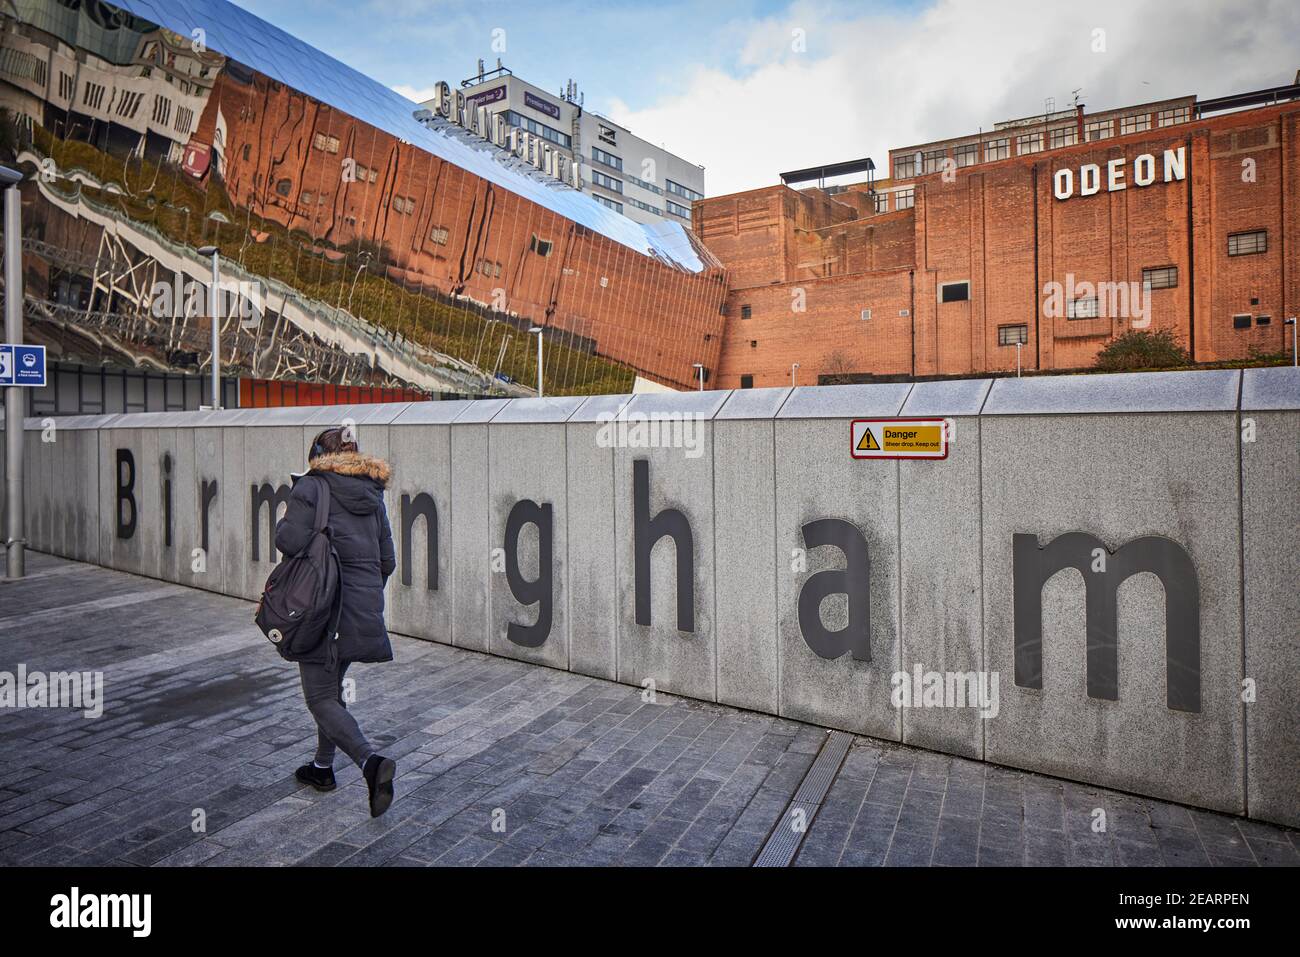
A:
[{"left": 1094, "top": 329, "right": 1190, "bottom": 372}]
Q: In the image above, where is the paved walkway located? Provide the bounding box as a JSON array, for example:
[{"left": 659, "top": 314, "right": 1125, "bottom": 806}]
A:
[{"left": 0, "top": 552, "right": 1295, "bottom": 867}]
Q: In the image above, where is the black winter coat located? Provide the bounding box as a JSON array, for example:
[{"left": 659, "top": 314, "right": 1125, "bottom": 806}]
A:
[{"left": 274, "top": 451, "right": 396, "bottom": 664}]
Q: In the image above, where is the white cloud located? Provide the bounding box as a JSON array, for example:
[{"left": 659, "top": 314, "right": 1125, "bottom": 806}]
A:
[
  {"left": 391, "top": 84, "right": 440, "bottom": 104},
  {"left": 608, "top": 0, "right": 1300, "bottom": 196}
]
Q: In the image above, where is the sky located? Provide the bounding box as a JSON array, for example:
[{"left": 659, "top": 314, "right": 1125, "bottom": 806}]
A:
[{"left": 233, "top": 0, "right": 1300, "bottom": 196}]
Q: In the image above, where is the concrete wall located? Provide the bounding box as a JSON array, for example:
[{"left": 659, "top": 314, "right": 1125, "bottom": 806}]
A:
[{"left": 11, "top": 368, "right": 1298, "bottom": 826}]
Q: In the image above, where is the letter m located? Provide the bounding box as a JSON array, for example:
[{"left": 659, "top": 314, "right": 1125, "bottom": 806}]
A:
[
  {"left": 1012, "top": 532, "right": 1200, "bottom": 712},
  {"left": 250, "top": 482, "right": 292, "bottom": 562}
]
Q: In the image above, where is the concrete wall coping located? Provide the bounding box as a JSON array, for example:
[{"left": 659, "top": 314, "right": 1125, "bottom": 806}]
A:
[
  {"left": 1241, "top": 366, "right": 1300, "bottom": 411},
  {"left": 568, "top": 393, "right": 633, "bottom": 423},
  {"left": 19, "top": 413, "right": 122, "bottom": 430},
  {"left": 716, "top": 387, "right": 792, "bottom": 420},
  {"left": 450, "top": 397, "right": 511, "bottom": 424},
  {"left": 389, "top": 400, "right": 480, "bottom": 425},
  {"left": 777, "top": 382, "right": 912, "bottom": 419},
  {"left": 19, "top": 369, "right": 1296, "bottom": 430},
  {"left": 982, "top": 369, "right": 1241, "bottom": 415},
  {"left": 900, "top": 378, "right": 994, "bottom": 417},
  {"left": 621, "top": 390, "right": 731, "bottom": 419},
  {"left": 490, "top": 395, "right": 587, "bottom": 424}
]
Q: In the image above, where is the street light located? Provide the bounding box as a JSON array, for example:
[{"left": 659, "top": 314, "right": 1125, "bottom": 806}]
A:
[
  {"left": 2, "top": 164, "right": 26, "bottom": 578},
  {"left": 692, "top": 362, "right": 704, "bottom": 391},
  {"left": 347, "top": 251, "right": 371, "bottom": 316},
  {"left": 528, "top": 325, "right": 544, "bottom": 397},
  {"left": 1016, "top": 341, "right": 1023, "bottom": 377},
  {"left": 197, "top": 245, "right": 221, "bottom": 409},
  {"left": 791, "top": 362, "right": 800, "bottom": 387},
  {"left": 1286, "top": 318, "right": 1298, "bottom": 368}
]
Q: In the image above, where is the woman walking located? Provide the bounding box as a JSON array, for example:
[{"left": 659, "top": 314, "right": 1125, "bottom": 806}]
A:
[{"left": 274, "top": 427, "right": 398, "bottom": 817}]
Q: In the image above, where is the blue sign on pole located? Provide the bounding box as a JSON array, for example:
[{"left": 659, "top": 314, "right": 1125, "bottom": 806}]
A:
[{"left": 0, "top": 344, "right": 46, "bottom": 387}]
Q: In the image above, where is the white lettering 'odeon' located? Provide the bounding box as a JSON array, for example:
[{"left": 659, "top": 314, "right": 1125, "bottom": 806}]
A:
[{"left": 1053, "top": 147, "right": 1186, "bottom": 200}]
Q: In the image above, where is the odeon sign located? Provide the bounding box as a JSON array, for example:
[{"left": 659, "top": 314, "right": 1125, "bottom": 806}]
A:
[
  {"left": 111, "top": 449, "right": 1203, "bottom": 714},
  {"left": 1052, "top": 146, "right": 1186, "bottom": 200}
]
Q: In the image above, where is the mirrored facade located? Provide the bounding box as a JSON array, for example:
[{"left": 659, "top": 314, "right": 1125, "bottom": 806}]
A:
[{"left": 0, "top": 0, "right": 728, "bottom": 403}]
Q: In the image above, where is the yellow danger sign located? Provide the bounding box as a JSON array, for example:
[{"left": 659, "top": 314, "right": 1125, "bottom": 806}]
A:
[{"left": 850, "top": 419, "right": 948, "bottom": 460}]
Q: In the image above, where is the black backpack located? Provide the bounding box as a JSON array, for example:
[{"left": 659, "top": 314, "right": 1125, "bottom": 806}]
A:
[{"left": 254, "top": 476, "right": 341, "bottom": 663}]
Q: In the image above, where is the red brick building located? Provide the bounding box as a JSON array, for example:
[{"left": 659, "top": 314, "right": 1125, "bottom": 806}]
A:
[{"left": 696, "top": 87, "right": 1300, "bottom": 387}]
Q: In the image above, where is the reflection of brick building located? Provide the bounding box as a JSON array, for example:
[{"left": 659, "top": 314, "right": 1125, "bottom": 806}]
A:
[
  {"left": 191, "top": 69, "right": 726, "bottom": 390},
  {"left": 698, "top": 89, "right": 1300, "bottom": 388}
]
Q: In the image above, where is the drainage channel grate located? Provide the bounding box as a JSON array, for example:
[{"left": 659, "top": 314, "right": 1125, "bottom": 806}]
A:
[{"left": 752, "top": 729, "right": 853, "bottom": 867}]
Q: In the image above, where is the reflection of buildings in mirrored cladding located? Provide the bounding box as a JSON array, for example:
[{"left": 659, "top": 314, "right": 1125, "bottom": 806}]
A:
[{"left": 0, "top": 0, "right": 727, "bottom": 394}]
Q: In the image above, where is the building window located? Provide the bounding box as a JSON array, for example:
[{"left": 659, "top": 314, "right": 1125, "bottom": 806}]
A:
[
  {"left": 740, "top": 375, "right": 754, "bottom": 389},
  {"left": 1256, "top": 315, "right": 1271, "bottom": 326},
  {"left": 893, "top": 154, "right": 917, "bottom": 179},
  {"left": 750, "top": 340, "right": 757, "bottom": 349},
  {"left": 591, "top": 170, "right": 623, "bottom": 194},
  {"left": 998, "top": 324, "right": 1029, "bottom": 346},
  {"left": 894, "top": 187, "right": 915, "bottom": 210},
  {"left": 592, "top": 194, "right": 623, "bottom": 213},
  {"left": 1049, "top": 126, "right": 1077, "bottom": 149},
  {"left": 1228, "top": 230, "right": 1267, "bottom": 256},
  {"left": 530, "top": 234, "right": 553, "bottom": 257},
  {"left": 503, "top": 111, "right": 571, "bottom": 148},
  {"left": 626, "top": 197, "right": 662, "bottom": 215},
  {"left": 1142, "top": 265, "right": 1178, "bottom": 290},
  {"left": 985, "top": 138, "right": 1010, "bottom": 162},
  {"left": 922, "top": 149, "right": 946, "bottom": 174},
  {"left": 312, "top": 132, "right": 340, "bottom": 154},
  {"left": 1018, "top": 133, "right": 1043, "bottom": 155},
  {"left": 1119, "top": 113, "right": 1151, "bottom": 135},
  {"left": 860, "top": 309, "right": 872, "bottom": 321},
  {"left": 627, "top": 174, "right": 662, "bottom": 195},
  {"left": 591, "top": 146, "right": 622, "bottom": 171},
  {"left": 275, "top": 178, "right": 292, "bottom": 197},
  {"left": 391, "top": 195, "right": 415, "bottom": 214},
  {"left": 666, "top": 179, "right": 703, "bottom": 202},
  {"left": 597, "top": 123, "right": 617, "bottom": 145},
  {"left": 939, "top": 281, "right": 970, "bottom": 303},
  {"left": 666, "top": 200, "right": 692, "bottom": 220},
  {"left": 429, "top": 225, "right": 449, "bottom": 246},
  {"left": 1232, "top": 314, "right": 1252, "bottom": 329},
  {"left": 1085, "top": 119, "right": 1113, "bottom": 142},
  {"left": 873, "top": 192, "right": 888, "bottom": 213},
  {"left": 953, "top": 144, "right": 978, "bottom": 168},
  {"left": 477, "top": 258, "right": 502, "bottom": 278},
  {"left": 1157, "top": 106, "right": 1191, "bottom": 127},
  {"left": 1067, "top": 297, "right": 1099, "bottom": 319},
  {"left": 242, "top": 143, "right": 251, "bottom": 161}
]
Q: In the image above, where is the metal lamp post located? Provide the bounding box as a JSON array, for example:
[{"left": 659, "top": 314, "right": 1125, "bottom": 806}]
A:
[
  {"left": 1016, "top": 341, "right": 1023, "bottom": 377},
  {"left": 791, "top": 362, "right": 800, "bottom": 387},
  {"left": 1286, "top": 317, "right": 1298, "bottom": 367},
  {"left": 692, "top": 362, "right": 704, "bottom": 391},
  {"left": 197, "top": 245, "right": 221, "bottom": 409},
  {"left": 3, "top": 164, "right": 26, "bottom": 579},
  {"left": 528, "top": 326, "right": 544, "bottom": 397}
]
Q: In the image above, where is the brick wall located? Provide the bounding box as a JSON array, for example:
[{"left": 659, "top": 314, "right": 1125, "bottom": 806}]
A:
[{"left": 698, "top": 101, "right": 1300, "bottom": 386}]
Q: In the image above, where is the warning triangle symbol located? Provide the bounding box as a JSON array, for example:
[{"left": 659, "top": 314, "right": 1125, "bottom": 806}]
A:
[{"left": 857, "top": 428, "right": 881, "bottom": 451}]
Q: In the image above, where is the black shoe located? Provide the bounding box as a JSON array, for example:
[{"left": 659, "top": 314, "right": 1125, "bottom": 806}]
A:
[
  {"left": 363, "top": 754, "right": 396, "bottom": 817},
  {"left": 295, "top": 763, "right": 337, "bottom": 792}
]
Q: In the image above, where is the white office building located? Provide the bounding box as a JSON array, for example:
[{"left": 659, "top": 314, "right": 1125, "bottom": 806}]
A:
[{"left": 419, "top": 62, "right": 705, "bottom": 227}]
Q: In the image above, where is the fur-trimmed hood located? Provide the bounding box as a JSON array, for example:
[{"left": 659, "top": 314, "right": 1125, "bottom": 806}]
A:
[{"left": 307, "top": 451, "right": 391, "bottom": 487}]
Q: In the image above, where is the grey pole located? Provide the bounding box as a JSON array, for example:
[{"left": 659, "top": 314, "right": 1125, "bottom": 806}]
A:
[
  {"left": 1016, "top": 341, "right": 1023, "bottom": 377},
  {"left": 529, "top": 326, "right": 543, "bottom": 397},
  {"left": 1286, "top": 318, "right": 1297, "bottom": 367},
  {"left": 198, "top": 245, "right": 221, "bottom": 408},
  {"left": 3, "top": 165, "right": 25, "bottom": 579},
  {"left": 693, "top": 362, "right": 703, "bottom": 391},
  {"left": 791, "top": 362, "right": 799, "bottom": 387}
]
